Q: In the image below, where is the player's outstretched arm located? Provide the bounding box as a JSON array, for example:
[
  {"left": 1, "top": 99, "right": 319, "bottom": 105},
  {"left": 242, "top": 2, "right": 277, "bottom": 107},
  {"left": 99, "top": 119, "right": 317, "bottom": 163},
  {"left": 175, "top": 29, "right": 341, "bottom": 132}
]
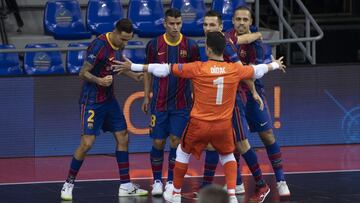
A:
[
  {"left": 252, "top": 55, "right": 286, "bottom": 79},
  {"left": 113, "top": 55, "right": 171, "bottom": 77},
  {"left": 237, "top": 32, "right": 262, "bottom": 44}
]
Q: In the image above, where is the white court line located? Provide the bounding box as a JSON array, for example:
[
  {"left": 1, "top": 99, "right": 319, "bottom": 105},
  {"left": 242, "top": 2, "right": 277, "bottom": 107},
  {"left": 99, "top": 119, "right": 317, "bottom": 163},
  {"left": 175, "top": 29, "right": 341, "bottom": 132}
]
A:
[{"left": 1, "top": 169, "right": 360, "bottom": 186}]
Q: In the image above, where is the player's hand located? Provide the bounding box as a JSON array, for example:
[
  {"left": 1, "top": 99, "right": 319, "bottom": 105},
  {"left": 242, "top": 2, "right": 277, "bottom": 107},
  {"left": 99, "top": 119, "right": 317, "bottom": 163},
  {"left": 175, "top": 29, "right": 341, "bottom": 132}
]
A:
[
  {"left": 142, "top": 96, "right": 150, "bottom": 114},
  {"left": 271, "top": 55, "right": 286, "bottom": 73},
  {"left": 134, "top": 72, "right": 144, "bottom": 81},
  {"left": 252, "top": 92, "right": 264, "bottom": 111},
  {"left": 112, "top": 55, "right": 133, "bottom": 72},
  {"left": 97, "top": 75, "right": 113, "bottom": 87}
]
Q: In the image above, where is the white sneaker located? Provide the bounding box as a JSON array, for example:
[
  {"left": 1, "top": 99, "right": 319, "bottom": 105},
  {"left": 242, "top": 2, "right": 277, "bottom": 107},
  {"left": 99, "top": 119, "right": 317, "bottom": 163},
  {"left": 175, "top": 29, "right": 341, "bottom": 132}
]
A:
[
  {"left": 277, "top": 181, "right": 290, "bottom": 197},
  {"left": 223, "top": 183, "right": 245, "bottom": 194},
  {"left": 229, "top": 195, "right": 239, "bottom": 203},
  {"left": 165, "top": 181, "right": 174, "bottom": 191},
  {"left": 151, "top": 180, "right": 163, "bottom": 196},
  {"left": 61, "top": 182, "right": 74, "bottom": 201},
  {"left": 118, "top": 182, "right": 149, "bottom": 197},
  {"left": 163, "top": 189, "right": 181, "bottom": 203}
]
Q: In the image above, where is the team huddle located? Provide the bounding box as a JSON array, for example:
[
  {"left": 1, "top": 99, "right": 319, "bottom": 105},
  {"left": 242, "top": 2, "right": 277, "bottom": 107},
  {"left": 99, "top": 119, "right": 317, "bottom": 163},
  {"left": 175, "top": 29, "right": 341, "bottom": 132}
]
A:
[{"left": 61, "top": 7, "right": 290, "bottom": 203}]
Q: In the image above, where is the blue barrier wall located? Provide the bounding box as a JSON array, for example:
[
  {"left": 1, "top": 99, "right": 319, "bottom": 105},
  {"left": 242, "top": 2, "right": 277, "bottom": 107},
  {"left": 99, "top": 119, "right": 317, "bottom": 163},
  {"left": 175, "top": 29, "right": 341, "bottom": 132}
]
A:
[{"left": 0, "top": 64, "right": 359, "bottom": 157}]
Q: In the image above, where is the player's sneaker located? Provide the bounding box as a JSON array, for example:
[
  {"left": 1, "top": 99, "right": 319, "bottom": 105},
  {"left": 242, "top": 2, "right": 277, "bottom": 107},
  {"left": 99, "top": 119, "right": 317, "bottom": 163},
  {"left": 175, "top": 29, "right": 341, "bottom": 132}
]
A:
[
  {"left": 163, "top": 190, "right": 181, "bottom": 203},
  {"left": 151, "top": 180, "right": 163, "bottom": 196},
  {"left": 229, "top": 195, "right": 239, "bottom": 203},
  {"left": 61, "top": 182, "right": 74, "bottom": 201},
  {"left": 277, "top": 181, "right": 290, "bottom": 197},
  {"left": 223, "top": 183, "right": 245, "bottom": 194},
  {"left": 165, "top": 181, "right": 174, "bottom": 191},
  {"left": 118, "top": 182, "right": 148, "bottom": 197},
  {"left": 249, "top": 184, "right": 270, "bottom": 203}
]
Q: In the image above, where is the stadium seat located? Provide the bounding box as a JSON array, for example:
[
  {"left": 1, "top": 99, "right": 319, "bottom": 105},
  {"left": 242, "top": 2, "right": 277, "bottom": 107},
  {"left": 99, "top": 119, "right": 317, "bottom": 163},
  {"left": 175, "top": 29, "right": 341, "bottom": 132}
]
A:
[
  {"left": 122, "top": 41, "right": 146, "bottom": 64},
  {"left": 0, "top": 44, "right": 22, "bottom": 75},
  {"left": 67, "top": 42, "right": 90, "bottom": 74},
  {"left": 87, "top": 0, "right": 124, "bottom": 35},
  {"left": 24, "top": 43, "right": 65, "bottom": 75},
  {"left": 128, "top": 0, "right": 165, "bottom": 37},
  {"left": 212, "top": 0, "right": 247, "bottom": 31},
  {"left": 171, "top": 0, "right": 206, "bottom": 36},
  {"left": 44, "top": 0, "right": 92, "bottom": 40}
]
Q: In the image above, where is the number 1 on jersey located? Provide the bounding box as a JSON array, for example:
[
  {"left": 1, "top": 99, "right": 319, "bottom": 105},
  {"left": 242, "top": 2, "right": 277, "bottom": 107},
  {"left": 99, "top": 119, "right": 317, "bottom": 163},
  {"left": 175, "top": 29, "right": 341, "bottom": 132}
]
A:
[{"left": 213, "top": 77, "right": 224, "bottom": 105}]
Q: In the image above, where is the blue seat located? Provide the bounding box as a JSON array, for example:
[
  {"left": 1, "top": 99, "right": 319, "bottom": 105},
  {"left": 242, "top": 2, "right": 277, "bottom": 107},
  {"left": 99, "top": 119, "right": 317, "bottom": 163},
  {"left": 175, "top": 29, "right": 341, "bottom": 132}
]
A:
[
  {"left": 24, "top": 43, "right": 65, "bottom": 75},
  {"left": 128, "top": 0, "right": 165, "bottom": 37},
  {"left": 44, "top": 0, "right": 92, "bottom": 39},
  {"left": 122, "top": 41, "right": 146, "bottom": 64},
  {"left": 212, "top": 0, "right": 247, "bottom": 31},
  {"left": 0, "top": 44, "right": 22, "bottom": 75},
  {"left": 87, "top": 0, "right": 124, "bottom": 35},
  {"left": 171, "top": 0, "right": 206, "bottom": 36},
  {"left": 67, "top": 42, "right": 90, "bottom": 74}
]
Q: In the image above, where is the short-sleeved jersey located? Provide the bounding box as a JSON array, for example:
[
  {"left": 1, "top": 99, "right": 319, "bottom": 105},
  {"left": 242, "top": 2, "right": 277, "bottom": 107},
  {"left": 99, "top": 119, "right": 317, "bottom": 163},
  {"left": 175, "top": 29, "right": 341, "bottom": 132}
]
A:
[
  {"left": 79, "top": 33, "right": 124, "bottom": 104},
  {"left": 146, "top": 34, "right": 200, "bottom": 111},
  {"left": 172, "top": 60, "right": 254, "bottom": 121},
  {"left": 226, "top": 28, "right": 265, "bottom": 89}
]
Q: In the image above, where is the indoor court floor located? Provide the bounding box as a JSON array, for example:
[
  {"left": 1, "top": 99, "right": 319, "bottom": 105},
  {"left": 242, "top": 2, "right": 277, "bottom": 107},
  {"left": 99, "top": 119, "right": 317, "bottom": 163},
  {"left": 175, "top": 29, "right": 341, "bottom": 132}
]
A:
[{"left": 1, "top": 144, "right": 359, "bottom": 203}]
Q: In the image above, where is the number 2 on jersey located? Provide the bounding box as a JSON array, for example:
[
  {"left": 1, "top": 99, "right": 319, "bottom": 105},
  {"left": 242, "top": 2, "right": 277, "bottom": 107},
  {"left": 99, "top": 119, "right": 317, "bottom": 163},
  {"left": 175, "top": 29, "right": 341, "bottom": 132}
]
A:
[{"left": 213, "top": 77, "right": 224, "bottom": 105}]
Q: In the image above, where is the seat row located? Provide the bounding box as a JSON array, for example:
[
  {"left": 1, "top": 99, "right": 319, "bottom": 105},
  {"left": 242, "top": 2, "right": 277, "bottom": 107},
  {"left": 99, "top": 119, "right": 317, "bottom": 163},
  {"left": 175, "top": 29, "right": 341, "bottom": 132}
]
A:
[
  {"left": 45, "top": 0, "right": 247, "bottom": 39},
  {"left": 0, "top": 42, "right": 146, "bottom": 76}
]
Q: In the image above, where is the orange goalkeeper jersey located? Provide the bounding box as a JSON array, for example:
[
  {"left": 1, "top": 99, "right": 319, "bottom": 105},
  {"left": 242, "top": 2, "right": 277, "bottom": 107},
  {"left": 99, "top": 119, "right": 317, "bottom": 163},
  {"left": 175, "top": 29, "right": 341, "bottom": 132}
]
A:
[{"left": 172, "top": 60, "right": 254, "bottom": 121}]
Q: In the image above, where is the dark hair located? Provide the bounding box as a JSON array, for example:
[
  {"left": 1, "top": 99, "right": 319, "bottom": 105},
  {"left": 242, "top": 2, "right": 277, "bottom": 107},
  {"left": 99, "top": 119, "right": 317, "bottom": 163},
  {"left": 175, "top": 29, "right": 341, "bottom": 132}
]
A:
[
  {"left": 206, "top": 31, "right": 225, "bottom": 56},
  {"left": 115, "top": 18, "right": 133, "bottom": 33},
  {"left": 165, "top": 8, "right": 181, "bottom": 18},
  {"left": 234, "top": 6, "right": 254, "bottom": 21},
  {"left": 205, "top": 10, "right": 222, "bottom": 25},
  {"left": 198, "top": 185, "right": 229, "bottom": 203}
]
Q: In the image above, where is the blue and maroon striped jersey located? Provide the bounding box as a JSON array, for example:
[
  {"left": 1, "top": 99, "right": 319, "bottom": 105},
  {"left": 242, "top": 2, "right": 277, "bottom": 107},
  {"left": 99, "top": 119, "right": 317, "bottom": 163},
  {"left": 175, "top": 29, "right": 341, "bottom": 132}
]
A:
[
  {"left": 79, "top": 33, "right": 123, "bottom": 104},
  {"left": 226, "top": 28, "right": 266, "bottom": 88},
  {"left": 146, "top": 34, "right": 200, "bottom": 111}
]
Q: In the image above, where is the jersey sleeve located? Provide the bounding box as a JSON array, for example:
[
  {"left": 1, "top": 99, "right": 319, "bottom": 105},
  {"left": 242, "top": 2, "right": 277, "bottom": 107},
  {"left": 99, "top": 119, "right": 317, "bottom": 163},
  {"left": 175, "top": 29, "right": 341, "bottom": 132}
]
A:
[
  {"left": 224, "top": 41, "right": 241, "bottom": 63},
  {"left": 188, "top": 39, "right": 201, "bottom": 62},
  {"left": 253, "top": 41, "right": 265, "bottom": 64},
  {"left": 85, "top": 39, "right": 105, "bottom": 66},
  {"left": 235, "top": 63, "right": 255, "bottom": 80},
  {"left": 171, "top": 61, "right": 201, "bottom": 78},
  {"left": 145, "top": 39, "right": 156, "bottom": 64}
]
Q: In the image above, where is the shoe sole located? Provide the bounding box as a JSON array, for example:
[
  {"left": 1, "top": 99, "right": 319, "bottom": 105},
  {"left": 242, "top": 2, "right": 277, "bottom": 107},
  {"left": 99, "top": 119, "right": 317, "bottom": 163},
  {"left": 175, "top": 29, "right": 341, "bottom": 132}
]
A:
[
  {"left": 118, "top": 192, "right": 149, "bottom": 197},
  {"left": 60, "top": 195, "right": 72, "bottom": 201},
  {"left": 151, "top": 192, "right": 163, "bottom": 197}
]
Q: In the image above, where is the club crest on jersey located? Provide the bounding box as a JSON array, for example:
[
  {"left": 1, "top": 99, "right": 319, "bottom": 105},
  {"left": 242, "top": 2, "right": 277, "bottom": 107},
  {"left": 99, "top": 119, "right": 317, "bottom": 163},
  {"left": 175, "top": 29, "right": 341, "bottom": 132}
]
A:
[
  {"left": 180, "top": 50, "right": 187, "bottom": 58},
  {"left": 240, "top": 50, "right": 247, "bottom": 58},
  {"left": 87, "top": 123, "right": 94, "bottom": 129}
]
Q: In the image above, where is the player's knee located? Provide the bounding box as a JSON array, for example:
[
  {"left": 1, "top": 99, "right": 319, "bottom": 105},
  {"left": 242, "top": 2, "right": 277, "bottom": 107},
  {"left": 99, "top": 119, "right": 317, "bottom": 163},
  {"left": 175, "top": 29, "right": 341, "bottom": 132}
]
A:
[
  {"left": 236, "top": 139, "right": 251, "bottom": 154},
  {"left": 175, "top": 145, "right": 191, "bottom": 164},
  {"left": 259, "top": 129, "right": 275, "bottom": 145},
  {"left": 153, "top": 139, "right": 166, "bottom": 149},
  {"left": 115, "top": 131, "right": 129, "bottom": 146},
  {"left": 169, "top": 135, "right": 180, "bottom": 148},
  {"left": 219, "top": 153, "right": 235, "bottom": 166},
  {"left": 79, "top": 141, "right": 93, "bottom": 152}
]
